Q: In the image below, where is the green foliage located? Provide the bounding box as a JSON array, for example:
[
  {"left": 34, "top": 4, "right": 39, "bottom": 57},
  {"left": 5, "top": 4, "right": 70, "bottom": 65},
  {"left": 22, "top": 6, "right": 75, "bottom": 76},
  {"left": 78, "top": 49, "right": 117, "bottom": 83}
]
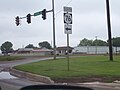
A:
[
  {"left": 15, "top": 55, "right": 120, "bottom": 79},
  {"left": 38, "top": 41, "right": 52, "bottom": 49},
  {"left": 93, "top": 39, "right": 107, "bottom": 46},
  {"left": 79, "top": 38, "right": 93, "bottom": 46},
  {"left": 0, "top": 56, "right": 24, "bottom": 61},
  {"left": 79, "top": 38, "right": 107, "bottom": 46},
  {"left": 112, "top": 37, "right": 120, "bottom": 47},
  {"left": 1, "top": 41, "right": 13, "bottom": 54},
  {"left": 79, "top": 37, "right": 120, "bottom": 47},
  {"left": 25, "top": 44, "right": 35, "bottom": 48}
]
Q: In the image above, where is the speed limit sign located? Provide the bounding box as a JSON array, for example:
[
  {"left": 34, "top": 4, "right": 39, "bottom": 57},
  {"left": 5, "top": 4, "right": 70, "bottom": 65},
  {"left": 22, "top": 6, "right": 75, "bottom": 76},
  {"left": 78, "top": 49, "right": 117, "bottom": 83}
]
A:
[{"left": 64, "top": 13, "right": 72, "bottom": 24}]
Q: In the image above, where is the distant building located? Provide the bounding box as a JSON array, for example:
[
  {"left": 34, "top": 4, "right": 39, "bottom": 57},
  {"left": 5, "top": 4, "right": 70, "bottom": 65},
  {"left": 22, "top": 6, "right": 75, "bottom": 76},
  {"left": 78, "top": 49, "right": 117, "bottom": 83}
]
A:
[
  {"left": 15, "top": 48, "right": 53, "bottom": 55},
  {"left": 56, "top": 46, "right": 73, "bottom": 55},
  {"left": 73, "top": 46, "right": 120, "bottom": 54},
  {"left": 16, "top": 48, "right": 33, "bottom": 54}
]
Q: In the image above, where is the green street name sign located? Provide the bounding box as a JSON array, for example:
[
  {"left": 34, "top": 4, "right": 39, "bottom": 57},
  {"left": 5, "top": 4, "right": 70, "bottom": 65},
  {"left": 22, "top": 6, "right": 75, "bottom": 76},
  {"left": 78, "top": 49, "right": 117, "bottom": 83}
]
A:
[{"left": 34, "top": 11, "right": 42, "bottom": 16}]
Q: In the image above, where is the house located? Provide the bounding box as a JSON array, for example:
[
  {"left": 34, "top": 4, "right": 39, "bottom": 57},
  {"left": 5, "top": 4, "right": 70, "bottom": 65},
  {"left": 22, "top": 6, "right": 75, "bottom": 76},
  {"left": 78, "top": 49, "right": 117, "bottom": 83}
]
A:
[
  {"left": 56, "top": 46, "right": 73, "bottom": 55},
  {"left": 16, "top": 48, "right": 33, "bottom": 54},
  {"left": 32, "top": 48, "right": 53, "bottom": 55},
  {"left": 15, "top": 48, "right": 53, "bottom": 55}
]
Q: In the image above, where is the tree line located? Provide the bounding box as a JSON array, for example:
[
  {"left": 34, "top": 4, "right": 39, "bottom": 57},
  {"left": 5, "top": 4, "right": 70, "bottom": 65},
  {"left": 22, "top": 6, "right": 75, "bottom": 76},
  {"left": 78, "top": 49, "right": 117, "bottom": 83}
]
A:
[
  {"left": 25, "top": 41, "right": 52, "bottom": 49},
  {"left": 1, "top": 37, "right": 120, "bottom": 55},
  {"left": 0, "top": 41, "right": 52, "bottom": 55},
  {"left": 79, "top": 37, "right": 120, "bottom": 47}
]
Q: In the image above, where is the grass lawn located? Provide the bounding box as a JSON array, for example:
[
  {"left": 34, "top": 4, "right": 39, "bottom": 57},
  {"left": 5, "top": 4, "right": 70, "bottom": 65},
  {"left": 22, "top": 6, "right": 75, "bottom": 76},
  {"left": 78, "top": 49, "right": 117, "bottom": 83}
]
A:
[
  {"left": 14, "top": 55, "right": 120, "bottom": 82},
  {"left": 0, "top": 56, "right": 24, "bottom": 61}
]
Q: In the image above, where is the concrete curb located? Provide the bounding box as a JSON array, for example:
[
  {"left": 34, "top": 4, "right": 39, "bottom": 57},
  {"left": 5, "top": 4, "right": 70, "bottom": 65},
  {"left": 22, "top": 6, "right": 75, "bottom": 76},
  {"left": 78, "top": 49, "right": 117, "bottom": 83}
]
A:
[{"left": 9, "top": 68, "right": 54, "bottom": 84}]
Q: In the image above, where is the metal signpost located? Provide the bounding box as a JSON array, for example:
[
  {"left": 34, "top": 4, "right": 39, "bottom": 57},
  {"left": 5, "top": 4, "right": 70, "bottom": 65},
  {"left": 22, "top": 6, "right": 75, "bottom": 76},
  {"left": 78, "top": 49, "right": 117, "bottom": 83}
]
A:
[{"left": 64, "top": 6, "right": 72, "bottom": 71}]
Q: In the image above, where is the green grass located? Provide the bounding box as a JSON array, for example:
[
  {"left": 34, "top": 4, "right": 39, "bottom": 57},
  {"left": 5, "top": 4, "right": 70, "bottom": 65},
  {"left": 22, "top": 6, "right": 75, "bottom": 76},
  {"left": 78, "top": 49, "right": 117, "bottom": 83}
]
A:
[
  {"left": 14, "top": 55, "right": 120, "bottom": 79},
  {"left": 0, "top": 56, "right": 24, "bottom": 61}
]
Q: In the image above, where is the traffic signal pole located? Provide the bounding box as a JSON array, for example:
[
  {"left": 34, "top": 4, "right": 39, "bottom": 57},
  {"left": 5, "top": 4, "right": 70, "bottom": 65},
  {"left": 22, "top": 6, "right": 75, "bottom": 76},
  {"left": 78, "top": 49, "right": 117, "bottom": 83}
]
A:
[
  {"left": 52, "top": 0, "right": 56, "bottom": 60},
  {"left": 106, "top": 0, "right": 113, "bottom": 61},
  {"left": 15, "top": 2, "right": 56, "bottom": 60}
]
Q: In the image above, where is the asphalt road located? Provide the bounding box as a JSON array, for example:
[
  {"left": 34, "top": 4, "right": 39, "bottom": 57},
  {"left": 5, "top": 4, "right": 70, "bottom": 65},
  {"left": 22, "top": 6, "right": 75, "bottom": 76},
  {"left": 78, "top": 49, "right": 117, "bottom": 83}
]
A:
[
  {"left": 0, "top": 78, "right": 43, "bottom": 90},
  {"left": 0, "top": 57, "right": 52, "bottom": 90},
  {"left": 0, "top": 57, "right": 53, "bottom": 69}
]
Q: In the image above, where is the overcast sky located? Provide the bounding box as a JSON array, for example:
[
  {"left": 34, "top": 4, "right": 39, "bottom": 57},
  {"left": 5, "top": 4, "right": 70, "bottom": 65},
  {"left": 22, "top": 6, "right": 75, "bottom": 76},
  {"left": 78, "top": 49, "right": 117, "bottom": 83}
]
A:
[{"left": 0, "top": 0, "right": 120, "bottom": 49}]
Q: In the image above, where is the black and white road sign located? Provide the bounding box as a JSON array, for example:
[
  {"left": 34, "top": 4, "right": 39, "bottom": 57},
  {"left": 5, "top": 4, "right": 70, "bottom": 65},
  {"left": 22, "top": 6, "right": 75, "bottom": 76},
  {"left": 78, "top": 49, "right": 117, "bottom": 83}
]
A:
[
  {"left": 64, "top": 24, "right": 72, "bottom": 34},
  {"left": 64, "top": 6, "right": 72, "bottom": 34},
  {"left": 64, "top": 13, "right": 72, "bottom": 24},
  {"left": 64, "top": 7, "right": 72, "bottom": 13}
]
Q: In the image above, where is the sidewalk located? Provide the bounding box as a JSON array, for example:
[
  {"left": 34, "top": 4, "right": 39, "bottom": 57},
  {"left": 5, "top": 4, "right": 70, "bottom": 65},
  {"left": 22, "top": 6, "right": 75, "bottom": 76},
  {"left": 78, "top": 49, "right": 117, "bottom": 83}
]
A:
[{"left": 77, "top": 82, "right": 120, "bottom": 90}]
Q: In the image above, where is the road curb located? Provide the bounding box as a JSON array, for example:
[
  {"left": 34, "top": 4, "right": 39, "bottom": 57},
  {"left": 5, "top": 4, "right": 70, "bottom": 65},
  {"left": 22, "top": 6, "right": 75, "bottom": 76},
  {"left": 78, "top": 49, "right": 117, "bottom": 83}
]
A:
[{"left": 9, "top": 68, "right": 54, "bottom": 84}]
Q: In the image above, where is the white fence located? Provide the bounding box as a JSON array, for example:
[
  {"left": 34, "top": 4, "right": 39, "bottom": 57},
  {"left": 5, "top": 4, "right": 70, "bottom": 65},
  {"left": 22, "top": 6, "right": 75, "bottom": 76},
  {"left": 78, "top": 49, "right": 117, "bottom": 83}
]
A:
[{"left": 73, "top": 46, "right": 120, "bottom": 54}]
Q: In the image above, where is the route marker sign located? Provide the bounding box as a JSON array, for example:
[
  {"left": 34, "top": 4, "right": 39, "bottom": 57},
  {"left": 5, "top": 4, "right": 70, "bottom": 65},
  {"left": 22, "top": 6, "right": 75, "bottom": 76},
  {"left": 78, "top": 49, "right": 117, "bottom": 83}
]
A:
[
  {"left": 64, "top": 13, "right": 72, "bottom": 24},
  {"left": 64, "top": 6, "right": 72, "bottom": 34}
]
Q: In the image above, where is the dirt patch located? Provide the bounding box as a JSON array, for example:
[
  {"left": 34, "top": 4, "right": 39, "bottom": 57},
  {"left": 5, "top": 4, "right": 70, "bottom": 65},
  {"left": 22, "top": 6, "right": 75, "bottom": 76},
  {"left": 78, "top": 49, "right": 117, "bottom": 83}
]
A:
[{"left": 53, "top": 76, "right": 120, "bottom": 83}]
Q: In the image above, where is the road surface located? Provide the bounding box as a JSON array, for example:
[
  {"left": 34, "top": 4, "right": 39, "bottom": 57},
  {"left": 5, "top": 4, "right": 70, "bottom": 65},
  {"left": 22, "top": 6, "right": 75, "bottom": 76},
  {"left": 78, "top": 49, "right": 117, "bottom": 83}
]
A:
[
  {"left": 0, "top": 57, "right": 53, "bottom": 90},
  {"left": 0, "top": 57, "right": 53, "bottom": 70}
]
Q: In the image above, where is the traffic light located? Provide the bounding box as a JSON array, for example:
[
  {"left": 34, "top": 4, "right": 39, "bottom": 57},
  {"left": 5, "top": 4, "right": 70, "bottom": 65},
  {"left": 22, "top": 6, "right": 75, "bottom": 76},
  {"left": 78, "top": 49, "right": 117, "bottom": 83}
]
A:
[
  {"left": 15, "top": 16, "right": 20, "bottom": 26},
  {"left": 26, "top": 13, "right": 31, "bottom": 24},
  {"left": 42, "top": 9, "right": 46, "bottom": 20}
]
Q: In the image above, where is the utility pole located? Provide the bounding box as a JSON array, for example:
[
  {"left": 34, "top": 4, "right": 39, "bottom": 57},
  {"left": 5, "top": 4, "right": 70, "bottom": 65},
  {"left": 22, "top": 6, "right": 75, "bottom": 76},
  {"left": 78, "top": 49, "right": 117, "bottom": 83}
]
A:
[
  {"left": 52, "top": 0, "right": 56, "bottom": 60},
  {"left": 106, "top": 0, "right": 113, "bottom": 61}
]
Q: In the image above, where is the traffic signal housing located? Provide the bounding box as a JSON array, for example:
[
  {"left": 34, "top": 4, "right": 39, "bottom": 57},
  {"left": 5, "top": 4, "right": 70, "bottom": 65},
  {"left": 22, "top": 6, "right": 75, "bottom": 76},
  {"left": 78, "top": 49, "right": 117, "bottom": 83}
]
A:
[
  {"left": 26, "top": 13, "right": 31, "bottom": 24},
  {"left": 15, "top": 16, "right": 20, "bottom": 26},
  {"left": 42, "top": 9, "right": 46, "bottom": 20}
]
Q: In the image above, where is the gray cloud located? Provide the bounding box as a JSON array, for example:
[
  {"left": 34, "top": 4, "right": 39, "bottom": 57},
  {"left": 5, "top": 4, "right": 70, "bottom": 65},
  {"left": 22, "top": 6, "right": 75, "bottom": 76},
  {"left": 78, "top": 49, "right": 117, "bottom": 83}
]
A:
[{"left": 0, "top": 0, "right": 120, "bottom": 49}]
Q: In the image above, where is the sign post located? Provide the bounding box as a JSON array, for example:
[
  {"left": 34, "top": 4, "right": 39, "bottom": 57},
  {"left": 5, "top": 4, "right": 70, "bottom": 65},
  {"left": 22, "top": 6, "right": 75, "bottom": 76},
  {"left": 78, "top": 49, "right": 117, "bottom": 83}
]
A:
[{"left": 64, "top": 6, "right": 72, "bottom": 71}]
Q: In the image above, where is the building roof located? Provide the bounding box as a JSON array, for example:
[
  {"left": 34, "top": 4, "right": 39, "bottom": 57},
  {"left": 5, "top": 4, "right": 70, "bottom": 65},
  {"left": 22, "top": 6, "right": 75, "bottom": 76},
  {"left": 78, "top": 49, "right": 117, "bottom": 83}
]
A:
[
  {"left": 17, "top": 48, "right": 33, "bottom": 51},
  {"left": 17, "top": 48, "right": 53, "bottom": 52},
  {"left": 33, "top": 48, "right": 53, "bottom": 52}
]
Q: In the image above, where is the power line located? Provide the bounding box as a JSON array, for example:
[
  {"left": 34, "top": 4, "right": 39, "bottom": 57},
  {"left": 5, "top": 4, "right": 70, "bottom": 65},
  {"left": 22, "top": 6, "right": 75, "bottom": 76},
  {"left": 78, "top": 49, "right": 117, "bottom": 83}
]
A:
[
  {"left": 66, "top": 0, "right": 72, "bottom": 6},
  {"left": 56, "top": 0, "right": 72, "bottom": 16}
]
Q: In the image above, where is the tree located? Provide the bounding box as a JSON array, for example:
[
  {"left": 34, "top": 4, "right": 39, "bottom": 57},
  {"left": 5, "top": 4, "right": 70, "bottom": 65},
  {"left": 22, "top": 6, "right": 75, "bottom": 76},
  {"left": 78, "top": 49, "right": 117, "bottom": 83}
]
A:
[
  {"left": 79, "top": 38, "right": 108, "bottom": 46},
  {"left": 38, "top": 41, "right": 52, "bottom": 49},
  {"left": 92, "top": 39, "right": 107, "bottom": 46},
  {"left": 78, "top": 38, "right": 93, "bottom": 46},
  {"left": 112, "top": 37, "right": 120, "bottom": 53},
  {"left": 112, "top": 37, "right": 120, "bottom": 47},
  {"left": 25, "top": 44, "right": 35, "bottom": 48},
  {"left": 1, "top": 41, "right": 13, "bottom": 55}
]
